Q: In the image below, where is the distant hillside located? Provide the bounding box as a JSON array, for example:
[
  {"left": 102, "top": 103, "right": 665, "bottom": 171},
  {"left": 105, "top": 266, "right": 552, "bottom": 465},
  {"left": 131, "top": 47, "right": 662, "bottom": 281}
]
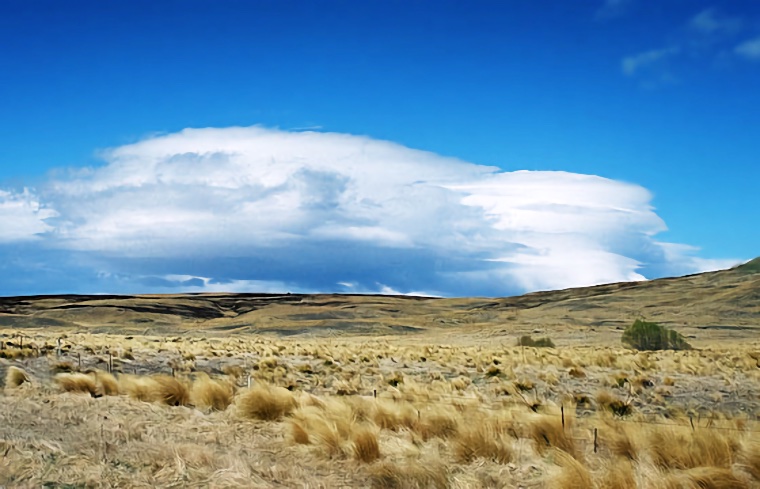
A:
[{"left": 0, "top": 258, "right": 757, "bottom": 344}]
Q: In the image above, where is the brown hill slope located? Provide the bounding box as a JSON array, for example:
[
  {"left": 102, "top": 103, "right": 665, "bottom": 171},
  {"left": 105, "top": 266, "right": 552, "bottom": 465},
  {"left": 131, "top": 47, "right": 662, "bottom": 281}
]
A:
[{"left": 0, "top": 259, "right": 757, "bottom": 344}]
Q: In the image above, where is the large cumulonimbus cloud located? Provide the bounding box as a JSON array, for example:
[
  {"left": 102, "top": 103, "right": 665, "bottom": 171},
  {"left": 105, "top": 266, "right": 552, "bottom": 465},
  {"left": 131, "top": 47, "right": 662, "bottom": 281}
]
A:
[{"left": 0, "top": 126, "right": 739, "bottom": 296}]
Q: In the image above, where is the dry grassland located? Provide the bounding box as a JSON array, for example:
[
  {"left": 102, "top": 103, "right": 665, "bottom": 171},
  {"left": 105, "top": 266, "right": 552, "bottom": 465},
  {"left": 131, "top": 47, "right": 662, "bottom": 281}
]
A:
[{"left": 2, "top": 328, "right": 759, "bottom": 488}]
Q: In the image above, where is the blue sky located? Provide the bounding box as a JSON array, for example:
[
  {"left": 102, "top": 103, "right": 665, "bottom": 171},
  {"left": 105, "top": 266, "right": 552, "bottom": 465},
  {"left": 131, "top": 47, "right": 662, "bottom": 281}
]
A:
[{"left": 0, "top": 0, "right": 758, "bottom": 296}]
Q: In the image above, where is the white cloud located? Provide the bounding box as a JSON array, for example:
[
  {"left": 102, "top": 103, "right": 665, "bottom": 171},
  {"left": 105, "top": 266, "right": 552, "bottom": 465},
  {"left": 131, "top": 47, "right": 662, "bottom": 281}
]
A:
[
  {"left": 689, "top": 9, "right": 742, "bottom": 35},
  {"left": 655, "top": 242, "right": 742, "bottom": 276},
  {"left": 735, "top": 37, "right": 760, "bottom": 60},
  {"left": 622, "top": 47, "right": 680, "bottom": 76},
  {"left": 0, "top": 127, "right": 740, "bottom": 296},
  {"left": 0, "top": 189, "right": 57, "bottom": 242}
]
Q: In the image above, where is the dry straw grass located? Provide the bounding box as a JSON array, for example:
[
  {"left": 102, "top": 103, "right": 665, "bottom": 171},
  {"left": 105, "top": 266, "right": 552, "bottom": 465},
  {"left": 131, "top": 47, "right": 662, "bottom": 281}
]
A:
[
  {"left": 191, "top": 373, "right": 234, "bottom": 411},
  {"left": 351, "top": 425, "right": 381, "bottom": 463},
  {"left": 550, "top": 449, "right": 593, "bottom": 489},
  {"left": 119, "top": 374, "right": 159, "bottom": 402},
  {"left": 4, "top": 366, "right": 29, "bottom": 388},
  {"left": 1, "top": 327, "right": 759, "bottom": 487},
  {"left": 151, "top": 375, "right": 191, "bottom": 406},
  {"left": 661, "top": 467, "right": 749, "bottom": 489},
  {"left": 649, "top": 427, "right": 736, "bottom": 470},
  {"left": 368, "top": 457, "right": 449, "bottom": 489},
  {"left": 237, "top": 383, "right": 296, "bottom": 420},
  {"left": 55, "top": 373, "right": 98, "bottom": 396}
]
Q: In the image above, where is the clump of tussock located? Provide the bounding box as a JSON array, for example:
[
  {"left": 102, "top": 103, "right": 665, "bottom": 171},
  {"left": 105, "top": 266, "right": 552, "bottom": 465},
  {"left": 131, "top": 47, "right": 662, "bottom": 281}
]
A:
[
  {"left": 660, "top": 467, "right": 749, "bottom": 489},
  {"left": 739, "top": 440, "right": 760, "bottom": 481},
  {"left": 0, "top": 348, "right": 35, "bottom": 360},
  {"left": 595, "top": 458, "right": 636, "bottom": 489},
  {"left": 413, "top": 406, "right": 460, "bottom": 441},
  {"left": 91, "top": 370, "right": 120, "bottom": 396},
  {"left": 352, "top": 425, "right": 381, "bottom": 463},
  {"left": 119, "top": 374, "right": 160, "bottom": 402},
  {"left": 288, "top": 399, "right": 362, "bottom": 458},
  {"left": 55, "top": 373, "right": 98, "bottom": 396},
  {"left": 485, "top": 365, "right": 501, "bottom": 377},
  {"left": 568, "top": 367, "right": 586, "bottom": 378},
  {"left": 596, "top": 390, "right": 633, "bottom": 416},
  {"left": 151, "top": 375, "right": 191, "bottom": 406},
  {"left": 549, "top": 449, "right": 593, "bottom": 489},
  {"left": 221, "top": 365, "right": 245, "bottom": 378},
  {"left": 368, "top": 458, "right": 449, "bottom": 489},
  {"left": 451, "top": 376, "right": 471, "bottom": 390},
  {"left": 454, "top": 423, "right": 513, "bottom": 464},
  {"left": 601, "top": 421, "right": 639, "bottom": 461},
  {"left": 191, "top": 374, "right": 234, "bottom": 411},
  {"left": 648, "top": 427, "right": 736, "bottom": 470},
  {"left": 237, "top": 383, "right": 297, "bottom": 420},
  {"left": 4, "top": 366, "right": 30, "bottom": 388},
  {"left": 528, "top": 414, "right": 579, "bottom": 460},
  {"left": 289, "top": 419, "right": 311, "bottom": 445},
  {"left": 373, "top": 399, "right": 417, "bottom": 431},
  {"left": 50, "top": 361, "right": 77, "bottom": 374}
]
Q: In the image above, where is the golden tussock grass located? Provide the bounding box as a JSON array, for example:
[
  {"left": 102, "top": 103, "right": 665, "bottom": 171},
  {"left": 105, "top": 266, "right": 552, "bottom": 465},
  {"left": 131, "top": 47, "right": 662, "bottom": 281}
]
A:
[
  {"left": 739, "top": 440, "right": 760, "bottom": 481},
  {"left": 191, "top": 374, "right": 234, "bottom": 411},
  {"left": 373, "top": 399, "right": 417, "bottom": 431},
  {"left": 2, "top": 328, "right": 760, "bottom": 487},
  {"left": 649, "top": 427, "right": 736, "bottom": 470},
  {"left": 352, "top": 425, "right": 381, "bottom": 463},
  {"left": 93, "top": 370, "right": 120, "bottom": 396},
  {"left": 50, "top": 361, "right": 76, "bottom": 373},
  {"left": 549, "top": 449, "right": 593, "bottom": 489},
  {"left": 660, "top": 467, "right": 749, "bottom": 489},
  {"left": 119, "top": 374, "right": 159, "bottom": 402},
  {"left": 151, "top": 375, "right": 191, "bottom": 406},
  {"left": 55, "top": 373, "right": 98, "bottom": 396},
  {"left": 4, "top": 366, "right": 30, "bottom": 388},
  {"left": 454, "top": 423, "right": 513, "bottom": 464},
  {"left": 600, "top": 421, "right": 639, "bottom": 460},
  {"left": 412, "top": 405, "right": 460, "bottom": 441},
  {"left": 368, "top": 458, "right": 449, "bottom": 489},
  {"left": 289, "top": 419, "right": 310, "bottom": 444},
  {"left": 596, "top": 390, "right": 633, "bottom": 416},
  {"left": 595, "top": 458, "right": 636, "bottom": 489},
  {"left": 237, "top": 383, "right": 296, "bottom": 421},
  {"left": 527, "top": 413, "right": 579, "bottom": 460}
]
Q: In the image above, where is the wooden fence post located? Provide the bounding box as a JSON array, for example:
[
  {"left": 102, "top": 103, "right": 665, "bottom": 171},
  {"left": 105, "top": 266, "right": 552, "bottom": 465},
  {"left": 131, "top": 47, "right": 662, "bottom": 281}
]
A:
[{"left": 594, "top": 428, "right": 598, "bottom": 453}]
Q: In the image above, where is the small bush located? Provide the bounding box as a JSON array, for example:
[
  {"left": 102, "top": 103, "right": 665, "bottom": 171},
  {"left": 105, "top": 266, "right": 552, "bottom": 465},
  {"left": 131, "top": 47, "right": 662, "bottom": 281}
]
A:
[
  {"left": 517, "top": 335, "right": 555, "bottom": 348},
  {"left": 622, "top": 319, "right": 691, "bottom": 351}
]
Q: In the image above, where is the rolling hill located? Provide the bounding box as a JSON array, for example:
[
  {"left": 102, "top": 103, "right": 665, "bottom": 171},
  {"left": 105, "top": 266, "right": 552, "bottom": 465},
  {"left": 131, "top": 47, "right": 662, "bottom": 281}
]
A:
[{"left": 0, "top": 258, "right": 757, "bottom": 345}]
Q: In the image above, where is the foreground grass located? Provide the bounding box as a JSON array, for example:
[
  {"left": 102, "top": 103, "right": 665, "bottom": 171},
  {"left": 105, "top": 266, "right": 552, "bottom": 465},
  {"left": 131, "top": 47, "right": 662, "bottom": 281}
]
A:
[{"left": 1, "top": 329, "right": 759, "bottom": 488}]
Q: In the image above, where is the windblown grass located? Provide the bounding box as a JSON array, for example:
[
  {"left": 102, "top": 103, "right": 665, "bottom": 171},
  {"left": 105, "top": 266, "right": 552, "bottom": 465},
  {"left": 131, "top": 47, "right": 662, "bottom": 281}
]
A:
[
  {"left": 1, "top": 327, "right": 759, "bottom": 487},
  {"left": 55, "top": 372, "right": 98, "bottom": 396},
  {"left": 237, "top": 383, "right": 296, "bottom": 420},
  {"left": 4, "top": 366, "right": 29, "bottom": 388},
  {"left": 191, "top": 373, "right": 234, "bottom": 411}
]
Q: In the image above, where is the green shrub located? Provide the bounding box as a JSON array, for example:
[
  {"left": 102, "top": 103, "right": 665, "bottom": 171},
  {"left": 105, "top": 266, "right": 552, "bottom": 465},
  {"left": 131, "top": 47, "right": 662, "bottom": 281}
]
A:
[
  {"left": 622, "top": 319, "right": 691, "bottom": 351},
  {"left": 517, "top": 335, "right": 555, "bottom": 348}
]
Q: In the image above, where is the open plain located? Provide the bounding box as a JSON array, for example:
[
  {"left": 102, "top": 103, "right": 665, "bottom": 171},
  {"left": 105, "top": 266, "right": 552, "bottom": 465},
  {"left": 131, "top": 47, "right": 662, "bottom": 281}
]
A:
[{"left": 1, "top": 259, "right": 759, "bottom": 488}]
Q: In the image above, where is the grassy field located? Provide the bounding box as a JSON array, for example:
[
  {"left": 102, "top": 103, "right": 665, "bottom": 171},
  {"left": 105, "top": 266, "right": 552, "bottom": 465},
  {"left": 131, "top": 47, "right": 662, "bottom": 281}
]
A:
[{"left": 1, "top": 261, "right": 759, "bottom": 487}]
